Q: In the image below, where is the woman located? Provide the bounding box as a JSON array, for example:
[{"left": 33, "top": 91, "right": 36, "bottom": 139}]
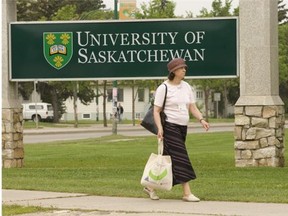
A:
[{"left": 143, "top": 58, "right": 210, "bottom": 202}]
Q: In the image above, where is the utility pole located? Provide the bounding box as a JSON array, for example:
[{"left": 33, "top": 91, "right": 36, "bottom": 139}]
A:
[{"left": 112, "top": 0, "right": 119, "bottom": 134}]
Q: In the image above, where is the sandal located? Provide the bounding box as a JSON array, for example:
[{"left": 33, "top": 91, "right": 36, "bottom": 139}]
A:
[
  {"left": 182, "top": 194, "right": 200, "bottom": 202},
  {"left": 143, "top": 187, "right": 159, "bottom": 200}
]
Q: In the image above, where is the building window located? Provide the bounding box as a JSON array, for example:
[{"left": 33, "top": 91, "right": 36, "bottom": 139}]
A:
[
  {"left": 107, "top": 88, "right": 124, "bottom": 102},
  {"left": 82, "top": 113, "right": 91, "bottom": 119},
  {"left": 138, "top": 88, "right": 145, "bottom": 102},
  {"left": 135, "top": 112, "right": 141, "bottom": 119},
  {"left": 196, "top": 91, "right": 203, "bottom": 99}
]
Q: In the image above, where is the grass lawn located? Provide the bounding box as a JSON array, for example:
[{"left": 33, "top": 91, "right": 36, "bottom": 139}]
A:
[
  {"left": 2, "top": 130, "right": 288, "bottom": 203},
  {"left": 2, "top": 205, "right": 52, "bottom": 216}
]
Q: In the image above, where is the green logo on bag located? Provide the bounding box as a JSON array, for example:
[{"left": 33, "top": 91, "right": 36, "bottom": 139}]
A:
[
  {"left": 43, "top": 32, "right": 73, "bottom": 70},
  {"left": 149, "top": 169, "right": 168, "bottom": 181}
]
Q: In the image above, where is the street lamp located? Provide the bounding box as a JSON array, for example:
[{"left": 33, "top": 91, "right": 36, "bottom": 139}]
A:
[
  {"left": 114, "top": 0, "right": 119, "bottom": 19},
  {"left": 112, "top": 0, "right": 118, "bottom": 134}
]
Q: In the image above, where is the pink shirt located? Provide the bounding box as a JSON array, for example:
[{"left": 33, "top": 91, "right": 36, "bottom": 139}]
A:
[{"left": 154, "top": 80, "right": 196, "bottom": 126}]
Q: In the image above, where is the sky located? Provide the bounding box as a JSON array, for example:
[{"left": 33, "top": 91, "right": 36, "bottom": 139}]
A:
[{"left": 104, "top": 0, "right": 288, "bottom": 17}]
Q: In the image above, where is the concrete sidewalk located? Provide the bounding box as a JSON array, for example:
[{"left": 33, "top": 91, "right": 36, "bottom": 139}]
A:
[{"left": 3, "top": 189, "right": 288, "bottom": 216}]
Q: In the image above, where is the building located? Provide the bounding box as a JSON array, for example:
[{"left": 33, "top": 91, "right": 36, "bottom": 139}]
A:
[
  {"left": 62, "top": 84, "right": 208, "bottom": 121},
  {"left": 19, "top": 82, "right": 233, "bottom": 121}
]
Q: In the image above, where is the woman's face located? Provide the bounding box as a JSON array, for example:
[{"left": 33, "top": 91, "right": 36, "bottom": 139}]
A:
[{"left": 174, "top": 67, "right": 186, "bottom": 80}]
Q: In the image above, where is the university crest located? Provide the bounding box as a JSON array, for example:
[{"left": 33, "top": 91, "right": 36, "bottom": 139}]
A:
[{"left": 43, "top": 32, "right": 73, "bottom": 70}]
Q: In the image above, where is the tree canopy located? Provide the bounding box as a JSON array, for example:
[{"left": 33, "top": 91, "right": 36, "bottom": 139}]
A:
[
  {"left": 135, "top": 0, "right": 176, "bottom": 19},
  {"left": 279, "top": 23, "right": 288, "bottom": 111},
  {"left": 278, "top": 0, "right": 288, "bottom": 24},
  {"left": 17, "top": 0, "right": 105, "bottom": 21}
]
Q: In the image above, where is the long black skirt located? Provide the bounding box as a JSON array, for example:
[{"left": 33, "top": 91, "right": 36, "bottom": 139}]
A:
[{"left": 163, "top": 121, "right": 196, "bottom": 186}]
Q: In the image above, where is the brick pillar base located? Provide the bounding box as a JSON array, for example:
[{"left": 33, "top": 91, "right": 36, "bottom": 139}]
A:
[
  {"left": 2, "top": 108, "right": 24, "bottom": 168},
  {"left": 234, "top": 105, "right": 285, "bottom": 167}
]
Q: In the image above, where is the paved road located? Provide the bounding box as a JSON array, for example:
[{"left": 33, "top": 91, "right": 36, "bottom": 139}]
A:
[{"left": 23, "top": 123, "right": 234, "bottom": 144}]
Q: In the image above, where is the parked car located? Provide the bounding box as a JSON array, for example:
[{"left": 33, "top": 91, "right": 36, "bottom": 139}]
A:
[{"left": 22, "top": 102, "right": 54, "bottom": 122}]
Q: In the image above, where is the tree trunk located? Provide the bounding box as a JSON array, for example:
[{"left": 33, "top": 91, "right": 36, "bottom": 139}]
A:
[
  {"left": 103, "top": 81, "right": 107, "bottom": 127},
  {"left": 204, "top": 87, "right": 210, "bottom": 122},
  {"left": 95, "top": 81, "right": 99, "bottom": 121},
  {"left": 73, "top": 82, "right": 78, "bottom": 128},
  {"left": 51, "top": 88, "right": 59, "bottom": 123},
  {"left": 223, "top": 83, "right": 228, "bottom": 118},
  {"left": 132, "top": 80, "right": 135, "bottom": 126}
]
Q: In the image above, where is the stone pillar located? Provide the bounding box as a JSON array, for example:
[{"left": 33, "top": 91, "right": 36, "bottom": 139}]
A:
[
  {"left": 234, "top": 0, "right": 285, "bottom": 167},
  {"left": 2, "top": 0, "right": 24, "bottom": 168}
]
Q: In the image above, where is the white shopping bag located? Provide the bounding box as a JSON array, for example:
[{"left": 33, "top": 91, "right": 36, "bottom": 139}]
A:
[{"left": 140, "top": 140, "right": 172, "bottom": 191}]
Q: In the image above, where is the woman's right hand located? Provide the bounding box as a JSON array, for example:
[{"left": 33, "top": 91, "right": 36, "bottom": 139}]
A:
[
  {"left": 153, "top": 105, "right": 164, "bottom": 141},
  {"left": 157, "top": 127, "right": 164, "bottom": 141}
]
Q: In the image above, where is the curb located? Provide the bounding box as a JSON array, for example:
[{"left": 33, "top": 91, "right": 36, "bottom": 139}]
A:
[
  {"left": 23, "top": 122, "right": 235, "bottom": 135},
  {"left": 23, "top": 126, "right": 142, "bottom": 135},
  {"left": 23, "top": 122, "right": 287, "bottom": 135}
]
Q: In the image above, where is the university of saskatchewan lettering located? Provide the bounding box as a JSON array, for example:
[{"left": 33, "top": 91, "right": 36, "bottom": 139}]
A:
[
  {"left": 43, "top": 32, "right": 73, "bottom": 70},
  {"left": 76, "top": 31, "right": 206, "bottom": 64}
]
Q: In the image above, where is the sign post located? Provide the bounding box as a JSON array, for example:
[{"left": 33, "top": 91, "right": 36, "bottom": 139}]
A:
[
  {"left": 112, "top": 80, "right": 118, "bottom": 134},
  {"left": 33, "top": 81, "right": 39, "bottom": 128}
]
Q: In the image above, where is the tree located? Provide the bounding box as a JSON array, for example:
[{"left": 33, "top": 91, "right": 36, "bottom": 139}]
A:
[
  {"left": 18, "top": 82, "right": 34, "bottom": 101},
  {"left": 199, "top": 0, "right": 233, "bottom": 17},
  {"left": 278, "top": 0, "right": 288, "bottom": 24},
  {"left": 70, "top": 0, "right": 105, "bottom": 15},
  {"left": 49, "top": 80, "right": 96, "bottom": 126},
  {"left": 37, "top": 82, "right": 68, "bottom": 122},
  {"left": 279, "top": 23, "right": 288, "bottom": 112},
  {"left": 135, "top": 0, "right": 176, "bottom": 19},
  {"left": 38, "top": 81, "right": 96, "bottom": 124},
  {"left": 17, "top": 0, "right": 105, "bottom": 21},
  {"left": 79, "top": 10, "right": 114, "bottom": 20},
  {"left": 212, "top": 78, "right": 239, "bottom": 118},
  {"left": 52, "top": 4, "right": 79, "bottom": 21}
]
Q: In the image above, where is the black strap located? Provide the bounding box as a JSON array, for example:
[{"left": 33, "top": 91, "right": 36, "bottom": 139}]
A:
[{"left": 162, "top": 83, "right": 167, "bottom": 111}]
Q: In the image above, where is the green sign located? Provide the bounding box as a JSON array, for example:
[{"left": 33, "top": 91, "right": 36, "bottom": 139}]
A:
[{"left": 10, "top": 18, "right": 238, "bottom": 81}]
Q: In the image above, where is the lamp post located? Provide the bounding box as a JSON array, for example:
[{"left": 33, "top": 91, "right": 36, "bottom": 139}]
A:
[
  {"left": 112, "top": 0, "right": 118, "bottom": 134},
  {"left": 114, "top": 0, "right": 119, "bottom": 19}
]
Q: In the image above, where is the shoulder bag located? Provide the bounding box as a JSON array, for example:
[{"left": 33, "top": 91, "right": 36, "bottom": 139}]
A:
[{"left": 140, "top": 83, "right": 167, "bottom": 135}]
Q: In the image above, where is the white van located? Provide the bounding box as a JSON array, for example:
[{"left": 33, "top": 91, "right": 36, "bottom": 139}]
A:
[{"left": 22, "top": 102, "right": 54, "bottom": 122}]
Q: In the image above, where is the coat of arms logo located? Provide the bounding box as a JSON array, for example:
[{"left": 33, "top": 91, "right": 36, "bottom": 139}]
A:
[{"left": 43, "top": 32, "right": 73, "bottom": 70}]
